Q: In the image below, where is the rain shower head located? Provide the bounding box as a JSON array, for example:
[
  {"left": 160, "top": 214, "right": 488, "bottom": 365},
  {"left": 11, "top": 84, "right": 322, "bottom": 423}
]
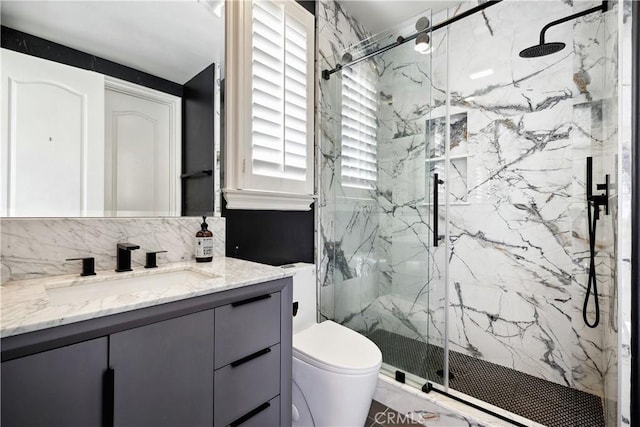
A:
[
  {"left": 519, "top": 42, "right": 565, "bottom": 58},
  {"left": 519, "top": 1, "right": 607, "bottom": 59}
]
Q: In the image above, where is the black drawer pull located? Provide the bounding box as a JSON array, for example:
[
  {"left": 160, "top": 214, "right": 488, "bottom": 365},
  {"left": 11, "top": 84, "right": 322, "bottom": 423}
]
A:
[
  {"left": 231, "top": 347, "right": 271, "bottom": 368},
  {"left": 229, "top": 401, "right": 271, "bottom": 427},
  {"left": 231, "top": 293, "right": 271, "bottom": 307},
  {"left": 102, "top": 367, "right": 115, "bottom": 427}
]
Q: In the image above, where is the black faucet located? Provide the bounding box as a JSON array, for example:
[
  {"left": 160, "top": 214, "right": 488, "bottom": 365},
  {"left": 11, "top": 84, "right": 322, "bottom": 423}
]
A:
[
  {"left": 66, "top": 257, "right": 96, "bottom": 276},
  {"left": 144, "top": 250, "right": 167, "bottom": 269},
  {"left": 115, "top": 243, "right": 140, "bottom": 272}
]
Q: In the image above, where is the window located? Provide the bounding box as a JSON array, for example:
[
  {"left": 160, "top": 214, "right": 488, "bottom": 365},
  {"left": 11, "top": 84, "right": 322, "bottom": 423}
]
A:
[
  {"left": 225, "top": 0, "right": 314, "bottom": 210},
  {"left": 251, "top": 0, "right": 308, "bottom": 181},
  {"left": 341, "top": 64, "right": 377, "bottom": 190}
]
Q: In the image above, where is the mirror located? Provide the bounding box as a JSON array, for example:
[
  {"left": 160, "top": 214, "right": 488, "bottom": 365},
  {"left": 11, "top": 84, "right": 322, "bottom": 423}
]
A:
[{"left": 0, "top": 1, "right": 224, "bottom": 217}]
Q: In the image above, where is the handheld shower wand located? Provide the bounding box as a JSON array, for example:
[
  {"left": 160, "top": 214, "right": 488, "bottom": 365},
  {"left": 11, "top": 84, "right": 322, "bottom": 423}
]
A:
[{"left": 584, "top": 157, "right": 609, "bottom": 328}]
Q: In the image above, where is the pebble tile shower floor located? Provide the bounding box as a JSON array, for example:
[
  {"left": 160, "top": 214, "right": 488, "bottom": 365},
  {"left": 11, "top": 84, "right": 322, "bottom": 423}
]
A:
[{"left": 367, "top": 330, "right": 605, "bottom": 427}]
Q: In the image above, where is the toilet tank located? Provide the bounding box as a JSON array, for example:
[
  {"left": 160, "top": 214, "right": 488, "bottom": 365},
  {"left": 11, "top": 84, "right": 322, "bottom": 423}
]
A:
[{"left": 281, "top": 263, "right": 316, "bottom": 334}]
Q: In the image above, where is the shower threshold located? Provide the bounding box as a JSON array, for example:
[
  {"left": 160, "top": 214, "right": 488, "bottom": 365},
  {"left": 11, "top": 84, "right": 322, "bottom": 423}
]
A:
[{"left": 367, "top": 330, "right": 605, "bottom": 427}]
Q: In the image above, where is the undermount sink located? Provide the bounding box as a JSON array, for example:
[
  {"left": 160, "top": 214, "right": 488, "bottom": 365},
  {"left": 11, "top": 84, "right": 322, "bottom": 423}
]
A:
[{"left": 46, "top": 269, "right": 216, "bottom": 305}]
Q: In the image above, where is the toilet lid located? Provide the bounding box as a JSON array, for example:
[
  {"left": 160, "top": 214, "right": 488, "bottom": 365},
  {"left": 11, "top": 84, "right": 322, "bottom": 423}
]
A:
[{"left": 293, "top": 321, "right": 382, "bottom": 375}]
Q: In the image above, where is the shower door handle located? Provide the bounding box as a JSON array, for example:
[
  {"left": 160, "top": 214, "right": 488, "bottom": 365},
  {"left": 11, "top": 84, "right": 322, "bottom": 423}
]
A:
[{"left": 433, "top": 174, "right": 444, "bottom": 247}]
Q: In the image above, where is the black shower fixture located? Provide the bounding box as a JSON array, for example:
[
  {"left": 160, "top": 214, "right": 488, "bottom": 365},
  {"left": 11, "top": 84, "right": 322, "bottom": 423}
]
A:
[
  {"left": 583, "top": 156, "right": 610, "bottom": 328},
  {"left": 519, "top": 1, "right": 608, "bottom": 58},
  {"left": 415, "top": 16, "right": 430, "bottom": 32},
  {"left": 520, "top": 42, "right": 566, "bottom": 58},
  {"left": 321, "top": 1, "right": 503, "bottom": 80}
]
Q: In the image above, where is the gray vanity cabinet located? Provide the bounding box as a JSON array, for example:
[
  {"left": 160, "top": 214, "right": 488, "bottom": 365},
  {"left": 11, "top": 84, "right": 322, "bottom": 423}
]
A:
[
  {"left": 0, "top": 277, "right": 292, "bottom": 427},
  {"left": 1, "top": 337, "right": 108, "bottom": 427},
  {"left": 214, "top": 293, "right": 282, "bottom": 426},
  {"left": 110, "top": 309, "right": 215, "bottom": 427}
]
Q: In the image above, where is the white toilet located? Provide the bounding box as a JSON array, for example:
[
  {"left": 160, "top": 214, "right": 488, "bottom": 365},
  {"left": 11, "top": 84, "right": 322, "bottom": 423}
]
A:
[{"left": 284, "top": 263, "right": 382, "bottom": 427}]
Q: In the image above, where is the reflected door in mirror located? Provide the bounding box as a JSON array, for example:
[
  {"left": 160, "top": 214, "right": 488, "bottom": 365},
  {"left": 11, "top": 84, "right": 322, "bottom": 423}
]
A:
[
  {"left": 1, "top": 49, "right": 105, "bottom": 217},
  {"left": 105, "top": 86, "right": 180, "bottom": 217}
]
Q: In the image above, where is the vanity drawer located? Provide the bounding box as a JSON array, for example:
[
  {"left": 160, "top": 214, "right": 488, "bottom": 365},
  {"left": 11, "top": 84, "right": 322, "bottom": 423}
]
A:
[
  {"left": 225, "top": 396, "right": 280, "bottom": 427},
  {"left": 214, "top": 291, "right": 280, "bottom": 368},
  {"left": 214, "top": 344, "right": 280, "bottom": 427}
]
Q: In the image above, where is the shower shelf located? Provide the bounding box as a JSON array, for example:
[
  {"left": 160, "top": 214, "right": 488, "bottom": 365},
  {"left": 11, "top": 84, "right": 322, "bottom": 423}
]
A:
[{"left": 425, "top": 153, "right": 471, "bottom": 162}]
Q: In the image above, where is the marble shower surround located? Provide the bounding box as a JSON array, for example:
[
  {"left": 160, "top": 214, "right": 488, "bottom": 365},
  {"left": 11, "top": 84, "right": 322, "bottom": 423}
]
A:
[
  {"left": 0, "top": 217, "right": 225, "bottom": 282},
  {"left": 445, "top": 1, "right": 618, "bottom": 403},
  {"left": 317, "top": 0, "right": 621, "bottom": 414},
  {"left": 316, "top": 0, "right": 379, "bottom": 323}
]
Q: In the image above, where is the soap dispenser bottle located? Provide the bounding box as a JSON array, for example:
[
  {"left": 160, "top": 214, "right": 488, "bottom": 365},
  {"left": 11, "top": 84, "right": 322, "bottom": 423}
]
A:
[{"left": 195, "top": 216, "right": 214, "bottom": 262}]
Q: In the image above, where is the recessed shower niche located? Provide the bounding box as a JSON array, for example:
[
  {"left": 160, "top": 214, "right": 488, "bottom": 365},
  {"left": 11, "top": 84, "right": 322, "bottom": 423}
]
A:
[{"left": 426, "top": 112, "right": 469, "bottom": 205}]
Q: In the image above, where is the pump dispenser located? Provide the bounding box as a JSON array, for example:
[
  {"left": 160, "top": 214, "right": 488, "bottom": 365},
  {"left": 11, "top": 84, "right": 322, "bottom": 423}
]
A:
[{"left": 195, "top": 216, "right": 213, "bottom": 262}]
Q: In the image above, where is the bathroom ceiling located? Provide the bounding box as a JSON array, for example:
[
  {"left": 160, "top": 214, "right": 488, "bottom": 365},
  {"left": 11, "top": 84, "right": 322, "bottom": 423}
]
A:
[
  {"left": 338, "top": 0, "right": 463, "bottom": 33},
  {"left": 0, "top": 1, "right": 224, "bottom": 84}
]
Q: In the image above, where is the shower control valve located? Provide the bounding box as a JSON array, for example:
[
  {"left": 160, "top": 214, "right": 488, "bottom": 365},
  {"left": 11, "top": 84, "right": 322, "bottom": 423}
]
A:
[{"left": 586, "top": 157, "right": 610, "bottom": 217}]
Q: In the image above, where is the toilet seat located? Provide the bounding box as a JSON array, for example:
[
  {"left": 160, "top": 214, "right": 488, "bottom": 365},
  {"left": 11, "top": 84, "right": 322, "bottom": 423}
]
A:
[{"left": 293, "top": 321, "right": 382, "bottom": 375}]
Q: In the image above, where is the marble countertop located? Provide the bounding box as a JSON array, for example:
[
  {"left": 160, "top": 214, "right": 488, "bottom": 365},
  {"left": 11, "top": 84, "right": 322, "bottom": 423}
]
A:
[{"left": 1, "top": 257, "right": 291, "bottom": 338}]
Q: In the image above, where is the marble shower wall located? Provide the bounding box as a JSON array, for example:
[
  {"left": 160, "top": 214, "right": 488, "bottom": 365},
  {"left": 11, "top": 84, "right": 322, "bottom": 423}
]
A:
[
  {"left": 317, "top": 0, "right": 622, "bottom": 409},
  {"left": 0, "top": 217, "right": 225, "bottom": 282},
  {"left": 316, "top": 0, "right": 380, "bottom": 324},
  {"left": 449, "top": 0, "right": 619, "bottom": 403},
  {"left": 376, "top": 0, "right": 619, "bottom": 399}
]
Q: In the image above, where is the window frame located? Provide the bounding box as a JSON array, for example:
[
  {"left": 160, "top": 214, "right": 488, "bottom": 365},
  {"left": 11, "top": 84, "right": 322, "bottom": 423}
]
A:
[{"left": 224, "top": 0, "right": 315, "bottom": 210}]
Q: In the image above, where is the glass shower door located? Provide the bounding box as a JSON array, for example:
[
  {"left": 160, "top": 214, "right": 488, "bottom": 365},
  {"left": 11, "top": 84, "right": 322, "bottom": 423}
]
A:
[{"left": 323, "top": 10, "right": 437, "bottom": 389}]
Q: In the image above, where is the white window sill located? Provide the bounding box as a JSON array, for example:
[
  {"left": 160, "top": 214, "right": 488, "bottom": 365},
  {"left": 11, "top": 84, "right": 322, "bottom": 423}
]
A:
[{"left": 223, "top": 189, "right": 316, "bottom": 211}]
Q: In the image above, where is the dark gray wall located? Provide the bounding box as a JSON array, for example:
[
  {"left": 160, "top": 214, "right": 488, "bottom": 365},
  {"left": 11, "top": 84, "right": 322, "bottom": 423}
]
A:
[
  {"left": 182, "top": 64, "right": 216, "bottom": 216},
  {"left": 222, "top": 201, "right": 314, "bottom": 266},
  {"left": 1, "top": 26, "right": 182, "bottom": 96},
  {"left": 296, "top": 1, "right": 315, "bottom": 15}
]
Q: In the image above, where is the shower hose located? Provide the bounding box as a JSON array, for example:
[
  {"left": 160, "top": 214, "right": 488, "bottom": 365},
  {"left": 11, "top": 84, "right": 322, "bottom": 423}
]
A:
[{"left": 583, "top": 199, "right": 600, "bottom": 328}]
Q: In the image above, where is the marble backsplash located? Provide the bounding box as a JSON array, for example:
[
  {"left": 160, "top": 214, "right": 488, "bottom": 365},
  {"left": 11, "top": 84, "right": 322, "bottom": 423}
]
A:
[{"left": 0, "top": 217, "right": 225, "bottom": 283}]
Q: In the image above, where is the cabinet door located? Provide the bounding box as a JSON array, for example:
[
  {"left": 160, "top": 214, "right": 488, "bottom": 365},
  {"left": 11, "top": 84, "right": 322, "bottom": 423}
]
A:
[
  {"left": 215, "top": 291, "right": 281, "bottom": 368},
  {"left": 1, "top": 337, "right": 108, "bottom": 427},
  {"left": 110, "top": 309, "right": 214, "bottom": 427}
]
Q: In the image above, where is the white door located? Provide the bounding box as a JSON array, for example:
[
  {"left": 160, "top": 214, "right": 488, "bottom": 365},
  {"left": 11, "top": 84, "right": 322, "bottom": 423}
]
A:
[
  {"left": 104, "top": 83, "right": 180, "bottom": 216},
  {"left": 0, "top": 49, "right": 105, "bottom": 217}
]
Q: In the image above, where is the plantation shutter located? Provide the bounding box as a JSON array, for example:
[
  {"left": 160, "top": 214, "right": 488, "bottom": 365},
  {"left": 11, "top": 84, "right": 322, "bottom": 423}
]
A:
[
  {"left": 341, "top": 64, "right": 377, "bottom": 189},
  {"left": 251, "top": 0, "right": 309, "bottom": 181}
]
